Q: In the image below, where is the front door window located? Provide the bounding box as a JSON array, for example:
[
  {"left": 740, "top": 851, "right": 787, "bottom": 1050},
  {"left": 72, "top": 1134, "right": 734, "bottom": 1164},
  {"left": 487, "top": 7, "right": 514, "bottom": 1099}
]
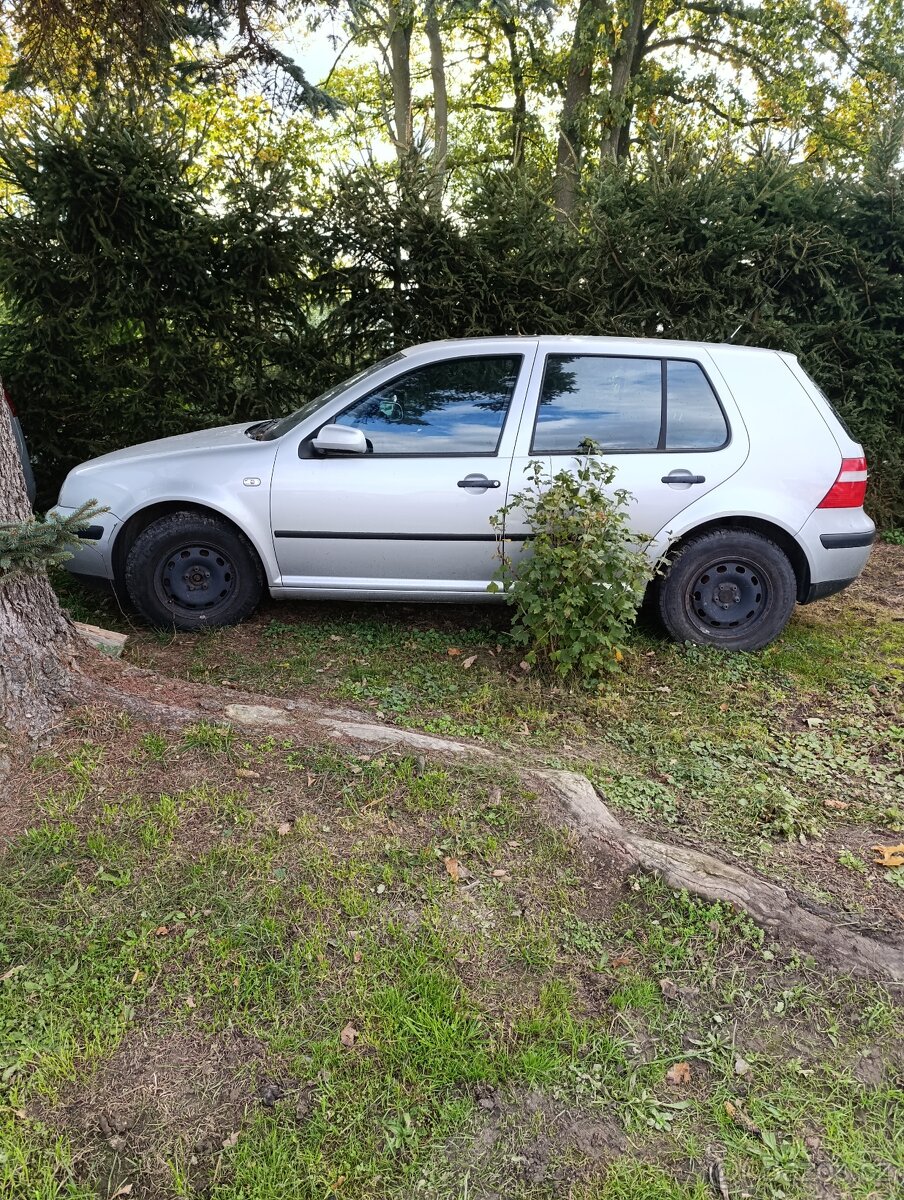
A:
[{"left": 334, "top": 355, "right": 522, "bottom": 455}]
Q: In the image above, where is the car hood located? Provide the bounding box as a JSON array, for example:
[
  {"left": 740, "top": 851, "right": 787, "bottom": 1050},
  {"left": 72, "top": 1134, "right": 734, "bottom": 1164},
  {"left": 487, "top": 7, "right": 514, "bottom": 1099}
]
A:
[{"left": 73, "top": 422, "right": 260, "bottom": 471}]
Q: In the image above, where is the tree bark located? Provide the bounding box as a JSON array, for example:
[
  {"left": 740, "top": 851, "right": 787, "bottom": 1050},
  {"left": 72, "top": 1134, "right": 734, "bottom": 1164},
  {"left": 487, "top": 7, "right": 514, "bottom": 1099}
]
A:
[
  {"left": 387, "top": 2, "right": 413, "bottom": 164},
  {"left": 499, "top": 14, "right": 527, "bottom": 167},
  {"left": 425, "top": 4, "right": 448, "bottom": 208},
  {"left": 0, "top": 402, "right": 78, "bottom": 735},
  {"left": 600, "top": 0, "right": 647, "bottom": 163},
  {"left": 553, "top": 0, "right": 607, "bottom": 221}
]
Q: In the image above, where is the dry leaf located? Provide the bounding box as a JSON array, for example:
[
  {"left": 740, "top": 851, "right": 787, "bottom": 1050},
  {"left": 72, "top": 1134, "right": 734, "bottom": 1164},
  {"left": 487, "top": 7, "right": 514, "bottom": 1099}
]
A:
[
  {"left": 340, "top": 1022, "right": 359, "bottom": 1048},
  {"left": 447, "top": 647, "right": 462, "bottom": 657},
  {"left": 614, "top": 649, "right": 624, "bottom": 663},
  {"left": 154, "top": 925, "right": 169, "bottom": 937},
  {"left": 236, "top": 769, "right": 259, "bottom": 779},
  {"left": 491, "top": 868, "right": 510, "bottom": 879},
  {"left": 519, "top": 660, "right": 531, "bottom": 672},
  {"left": 306, "top": 773, "right": 316, "bottom": 786},
  {"left": 0, "top": 964, "right": 23, "bottom": 982},
  {"left": 130, "top": 969, "right": 144, "bottom": 985},
  {"left": 665, "top": 1061, "right": 691, "bottom": 1086},
  {"left": 659, "top": 977, "right": 680, "bottom": 1000},
  {"left": 823, "top": 798, "right": 849, "bottom": 810},
  {"left": 353, "top": 950, "right": 362, "bottom": 964},
  {"left": 725, "top": 1100, "right": 761, "bottom": 1137},
  {"left": 111, "top": 1185, "right": 134, "bottom": 1199},
  {"left": 185, "top": 995, "right": 196, "bottom": 1010},
  {"left": 461, "top": 655, "right": 477, "bottom": 669},
  {"left": 610, "top": 954, "right": 633, "bottom": 969},
  {"left": 221, "top": 1131, "right": 240, "bottom": 1150},
  {"left": 444, "top": 856, "right": 460, "bottom": 882},
  {"left": 277, "top": 822, "right": 292, "bottom": 837},
  {"left": 872, "top": 843, "right": 904, "bottom": 869}
]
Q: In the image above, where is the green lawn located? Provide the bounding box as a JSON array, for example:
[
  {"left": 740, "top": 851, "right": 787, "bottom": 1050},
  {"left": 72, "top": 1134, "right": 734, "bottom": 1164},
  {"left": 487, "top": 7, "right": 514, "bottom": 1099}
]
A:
[
  {"left": 2, "top": 730, "right": 901, "bottom": 1198},
  {"left": 3, "top": 547, "right": 900, "bottom": 1197}
]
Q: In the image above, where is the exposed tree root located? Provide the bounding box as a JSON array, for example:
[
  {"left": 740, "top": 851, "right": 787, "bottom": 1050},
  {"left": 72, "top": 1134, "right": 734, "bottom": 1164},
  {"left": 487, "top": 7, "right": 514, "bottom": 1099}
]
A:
[
  {"left": 535, "top": 768, "right": 904, "bottom": 985},
  {"left": 32, "top": 652, "right": 904, "bottom": 985}
]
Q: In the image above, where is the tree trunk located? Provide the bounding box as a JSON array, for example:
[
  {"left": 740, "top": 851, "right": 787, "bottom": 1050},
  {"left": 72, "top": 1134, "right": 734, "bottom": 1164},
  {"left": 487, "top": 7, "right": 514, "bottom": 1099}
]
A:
[
  {"left": 500, "top": 15, "right": 527, "bottom": 168},
  {"left": 0, "top": 403, "right": 78, "bottom": 735},
  {"left": 425, "top": 5, "right": 448, "bottom": 208},
  {"left": 553, "top": 0, "right": 607, "bottom": 222},
  {"left": 387, "top": 3, "right": 413, "bottom": 164},
  {"left": 600, "top": 0, "right": 646, "bottom": 163}
]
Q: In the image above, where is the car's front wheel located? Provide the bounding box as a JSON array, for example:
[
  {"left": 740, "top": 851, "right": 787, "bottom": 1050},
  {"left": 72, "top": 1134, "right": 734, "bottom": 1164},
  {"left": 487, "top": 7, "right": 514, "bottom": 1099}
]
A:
[
  {"left": 657, "top": 528, "right": 797, "bottom": 651},
  {"left": 125, "top": 511, "right": 264, "bottom": 630}
]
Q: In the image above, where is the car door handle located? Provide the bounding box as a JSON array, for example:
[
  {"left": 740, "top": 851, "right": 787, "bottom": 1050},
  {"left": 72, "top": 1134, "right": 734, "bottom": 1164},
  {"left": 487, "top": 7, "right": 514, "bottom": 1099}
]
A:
[
  {"left": 661, "top": 472, "right": 706, "bottom": 485},
  {"left": 457, "top": 477, "right": 501, "bottom": 489}
]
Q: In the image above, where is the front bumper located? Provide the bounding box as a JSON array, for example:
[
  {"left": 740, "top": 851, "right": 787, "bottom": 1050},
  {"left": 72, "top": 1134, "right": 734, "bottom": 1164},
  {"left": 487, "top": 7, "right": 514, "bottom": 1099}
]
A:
[{"left": 52, "top": 506, "right": 120, "bottom": 581}]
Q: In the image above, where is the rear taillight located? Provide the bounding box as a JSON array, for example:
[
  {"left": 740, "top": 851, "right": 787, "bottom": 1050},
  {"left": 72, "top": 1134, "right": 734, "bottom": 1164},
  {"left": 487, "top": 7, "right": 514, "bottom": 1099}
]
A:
[{"left": 818, "top": 457, "right": 868, "bottom": 509}]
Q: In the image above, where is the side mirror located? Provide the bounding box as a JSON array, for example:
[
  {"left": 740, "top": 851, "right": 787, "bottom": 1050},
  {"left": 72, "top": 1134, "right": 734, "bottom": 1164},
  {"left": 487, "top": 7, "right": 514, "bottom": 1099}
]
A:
[{"left": 312, "top": 424, "right": 368, "bottom": 455}]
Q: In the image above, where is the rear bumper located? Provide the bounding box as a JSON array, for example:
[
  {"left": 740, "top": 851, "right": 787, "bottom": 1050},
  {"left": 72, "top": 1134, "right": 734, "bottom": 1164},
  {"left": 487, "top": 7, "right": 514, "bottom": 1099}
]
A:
[{"left": 797, "top": 508, "right": 875, "bottom": 604}]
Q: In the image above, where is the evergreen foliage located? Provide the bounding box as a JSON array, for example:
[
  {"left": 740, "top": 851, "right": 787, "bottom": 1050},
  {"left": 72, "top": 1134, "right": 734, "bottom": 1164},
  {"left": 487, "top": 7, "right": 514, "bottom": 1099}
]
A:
[
  {"left": 0, "top": 501, "right": 105, "bottom": 580},
  {"left": 0, "top": 115, "right": 902, "bottom": 523}
]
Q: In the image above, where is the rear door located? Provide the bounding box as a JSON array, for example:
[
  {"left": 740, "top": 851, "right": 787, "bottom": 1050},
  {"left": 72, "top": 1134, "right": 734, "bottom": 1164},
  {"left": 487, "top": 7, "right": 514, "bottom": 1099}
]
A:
[
  {"left": 269, "top": 344, "right": 538, "bottom": 595},
  {"left": 523, "top": 350, "right": 749, "bottom": 541}
]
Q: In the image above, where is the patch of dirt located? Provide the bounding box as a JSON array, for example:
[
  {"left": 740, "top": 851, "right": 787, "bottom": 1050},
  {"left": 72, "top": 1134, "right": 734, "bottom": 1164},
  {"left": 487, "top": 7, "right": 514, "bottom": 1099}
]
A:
[
  {"left": 40, "top": 1025, "right": 296, "bottom": 1198},
  {"left": 449, "top": 1085, "right": 628, "bottom": 1195}
]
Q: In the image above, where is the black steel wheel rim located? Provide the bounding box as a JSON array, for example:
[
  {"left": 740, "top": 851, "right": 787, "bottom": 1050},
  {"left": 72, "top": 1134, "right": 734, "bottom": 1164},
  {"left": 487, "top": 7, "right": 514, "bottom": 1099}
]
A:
[
  {"left": 684, "top": 557, "right": 770, "bottom": 634},
  {"left": 156, "top": 543, "right": 237, "bottom": 614}
]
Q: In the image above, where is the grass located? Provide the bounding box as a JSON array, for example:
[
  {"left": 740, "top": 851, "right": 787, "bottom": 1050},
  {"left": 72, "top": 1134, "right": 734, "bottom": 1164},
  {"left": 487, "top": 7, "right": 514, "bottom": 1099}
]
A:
[
  {"left": 14, "top": 545, "right": 900, "bottom": 1196},
  {"left": 1, "top": 720, "right": 902, "bottom": 1199},
  {"left": 53, "top": 548, "right": 904, "bottom": 916}
]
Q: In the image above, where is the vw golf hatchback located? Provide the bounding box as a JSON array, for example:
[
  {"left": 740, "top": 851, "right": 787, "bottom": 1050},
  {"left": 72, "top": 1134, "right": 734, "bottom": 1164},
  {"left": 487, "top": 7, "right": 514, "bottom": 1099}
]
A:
[{"left": 55, "top": 336, "right": 875, "bottom": 650}]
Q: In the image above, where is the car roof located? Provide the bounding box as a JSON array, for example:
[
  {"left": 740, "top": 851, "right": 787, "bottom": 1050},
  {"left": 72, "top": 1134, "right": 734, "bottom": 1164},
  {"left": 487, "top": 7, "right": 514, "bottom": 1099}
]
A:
[{"left": 403, "top": 335, "right": 785, "bottom": 357}]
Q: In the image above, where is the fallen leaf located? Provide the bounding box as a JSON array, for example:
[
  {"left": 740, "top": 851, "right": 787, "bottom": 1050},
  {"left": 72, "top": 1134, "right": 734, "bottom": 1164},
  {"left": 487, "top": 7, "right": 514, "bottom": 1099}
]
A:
[
  {"left": 221, "top": 1131, "right": 240, "bottom": 1150},
  {"left": 659, "top": 977, "right": 680, "bottom": 1000},
  {"left": 610, "top": 954, "right": 633, "bottom": 969},
  {"left": 873, "top": 843, "right": 904, "bottom": 869},
  {"left": 185, "top": 995, "right": 196, "bottom": 1009},
  {"left": 614, "top": 649, "right": 624, "bottom": 663},
  {"left": 306, "top": 773, "right": 316, "bottom": 786},
  {"left": 734, "top": 1056, "right": 752, "bottom": 1077},
  {"left": 277, "top": 821, "right": 292, "bottom": 837},
  {"left": 519, "top": 660, "right": 531, "bottom": 672},
  {"left": 725, "top": 1100, "right": 761, "bottom": 1137},
  {"left": 491, "top": 868, "right": 510, "bottom": 879},
  {"left": 154, "top": 925, "right": 169, "bottom": 937},
  {"left": 375, "top": 883, "right": 386, "bottom": 894},
  {"left": 130, "top": 969, "right": 144, "bottom": 985},
  {"left": 444, "top": 857, "right": 460, "bottom": 882},
  {"left": 111, "top": 1185, "right": 133, "bottom": 1199},
  {"left": 461, "top": 655, "right": 477, "bottom": 669},
  {"left": 806, "top": 717, "right": 824, "bottom": 728},
  {"left": 447, "top": 647, "right": 462, "bottom": 657},
  {"left": 236, "top": 768, "right": 260, "bottom": 779},
  {"left": 665, "top": 1061, "right": 691, "bottom": 1086},
  {"left": 823, "top": 798, "right": 849, "bottom": 810},
  {"left": 353, "top": 950, "right": 362, "bottom": 964},
  {"left": 0, "top": 964, "right": 23, "bottom": 982},
  {"left": 340, "top": 1021, "right": 359, "bottom": 1048}
]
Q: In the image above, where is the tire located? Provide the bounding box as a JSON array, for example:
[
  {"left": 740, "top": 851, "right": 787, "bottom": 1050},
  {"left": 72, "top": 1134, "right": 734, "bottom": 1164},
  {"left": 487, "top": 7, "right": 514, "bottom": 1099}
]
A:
[
  {"left": 125, "top": 511, "right": 264, "bottom": 631},
  {"left": 657, "top": 528, "right": 797, "bottom": 651}
]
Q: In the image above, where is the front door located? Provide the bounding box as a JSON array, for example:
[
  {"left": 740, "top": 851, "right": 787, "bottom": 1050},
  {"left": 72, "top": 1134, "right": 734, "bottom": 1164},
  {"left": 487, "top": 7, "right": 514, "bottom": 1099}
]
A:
[{"left": 269, "top": 348, "right": 537, "bottom": 596}]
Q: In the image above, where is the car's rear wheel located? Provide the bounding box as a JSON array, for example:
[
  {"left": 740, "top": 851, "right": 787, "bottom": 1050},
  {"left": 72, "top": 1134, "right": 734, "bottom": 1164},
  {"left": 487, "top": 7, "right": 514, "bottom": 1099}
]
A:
[
  {"left": 125, "top": 511, "right": 263, "bottom": 630},
  {"left": 657, "top": 528, "right": 797, "bottom": 651}
]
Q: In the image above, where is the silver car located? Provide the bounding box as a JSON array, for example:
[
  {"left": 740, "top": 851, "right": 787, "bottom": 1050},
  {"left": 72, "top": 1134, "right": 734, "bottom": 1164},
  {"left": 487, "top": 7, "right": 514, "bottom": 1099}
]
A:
[{"left": 54, "top": 336, "right": 875, "bottom": 650}]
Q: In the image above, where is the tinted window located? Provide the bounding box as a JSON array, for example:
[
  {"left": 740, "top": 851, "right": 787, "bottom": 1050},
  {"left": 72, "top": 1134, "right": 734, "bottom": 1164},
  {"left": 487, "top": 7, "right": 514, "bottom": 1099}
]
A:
[
  {"left": 259, "top": 352, "right": 406, "bottom": 440},
  {"left": 532, "top": 356, "right": 662, "bottom": 453},
  {"left": 665, "top": 360, "right": 727, "bottom": 448},
  {"left": 335, "top": 356, "right": 521, "bottom": 454}
]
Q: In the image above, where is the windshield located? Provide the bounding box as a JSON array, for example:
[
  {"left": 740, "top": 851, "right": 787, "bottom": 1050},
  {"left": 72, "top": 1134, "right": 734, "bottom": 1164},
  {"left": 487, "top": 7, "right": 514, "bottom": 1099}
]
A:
[{"left": 252, "top": 353, "right": 407, "bottom": 441}]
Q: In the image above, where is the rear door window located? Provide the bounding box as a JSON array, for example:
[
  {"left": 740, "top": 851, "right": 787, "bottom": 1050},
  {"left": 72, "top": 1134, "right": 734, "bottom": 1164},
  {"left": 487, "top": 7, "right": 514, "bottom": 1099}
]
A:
[{"left": 531, "top": 354, "right": 728, "bottom": 453}]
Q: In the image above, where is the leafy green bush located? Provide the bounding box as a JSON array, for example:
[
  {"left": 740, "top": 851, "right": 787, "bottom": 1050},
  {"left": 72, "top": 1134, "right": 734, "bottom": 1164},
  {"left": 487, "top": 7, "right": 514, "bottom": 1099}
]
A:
[{"left": 490, "top": 453, "right": 655, "bottom": 683}]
